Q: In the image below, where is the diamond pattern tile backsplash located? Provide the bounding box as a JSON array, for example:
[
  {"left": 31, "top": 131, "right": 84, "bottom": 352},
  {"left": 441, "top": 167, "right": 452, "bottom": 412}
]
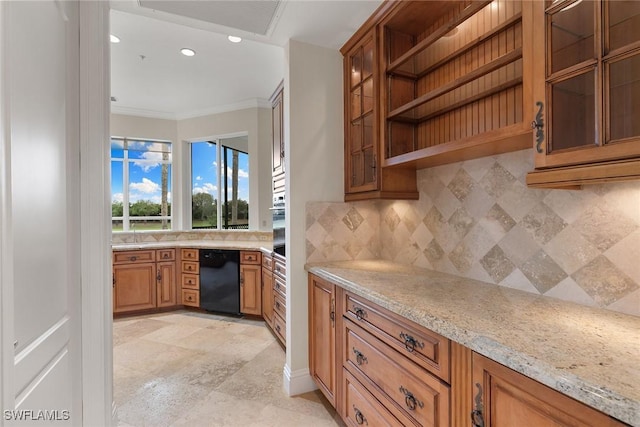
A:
[{"left": 306, "top": 149, "right": 640, "bottom": 317}]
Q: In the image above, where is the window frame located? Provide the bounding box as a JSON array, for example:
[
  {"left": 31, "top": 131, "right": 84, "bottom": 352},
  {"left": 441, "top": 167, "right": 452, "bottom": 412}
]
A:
[
  {"left": 111, "top": 136, "right": 173, "bottom": 232},
  {"left": 188, "top": 133, "right": 250, "bottom": 231}
]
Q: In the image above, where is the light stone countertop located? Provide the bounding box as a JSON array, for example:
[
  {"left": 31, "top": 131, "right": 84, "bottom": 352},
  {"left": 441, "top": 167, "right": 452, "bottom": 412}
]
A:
[
  {"left": 306, "top": 260, "right": 639, "bottom": 426},
  {"left": 112, "top": 241, "right": 272, "bottom": 252}
]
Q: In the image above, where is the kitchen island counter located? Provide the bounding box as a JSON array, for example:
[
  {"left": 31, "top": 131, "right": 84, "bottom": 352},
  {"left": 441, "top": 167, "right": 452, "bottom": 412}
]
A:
[{"left": 307, "top": 259, "right": 639, "bottom": 426}]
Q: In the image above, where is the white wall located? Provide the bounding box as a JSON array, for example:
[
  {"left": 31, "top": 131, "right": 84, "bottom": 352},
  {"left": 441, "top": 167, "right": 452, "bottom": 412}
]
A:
[
  {"left": 284, "top": 40, "right": 344, "bottom": 394},
  {"left": 110, "top": 114, "right": 178, "bottom": 142}
]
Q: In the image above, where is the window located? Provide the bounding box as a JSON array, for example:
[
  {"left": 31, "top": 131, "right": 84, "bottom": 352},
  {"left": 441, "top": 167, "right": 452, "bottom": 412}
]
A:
[
  {"left": 191, "top": 138, "right": 249, "bottom": 230},
  {"left": 111, "top": 138, "right": 172, "bottom": 231}
]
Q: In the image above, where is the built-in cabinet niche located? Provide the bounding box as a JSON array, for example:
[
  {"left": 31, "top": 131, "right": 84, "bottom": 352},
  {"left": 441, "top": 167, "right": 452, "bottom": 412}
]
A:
[{"left": 382, "top": 0, "right": 532, "bottom": 167}]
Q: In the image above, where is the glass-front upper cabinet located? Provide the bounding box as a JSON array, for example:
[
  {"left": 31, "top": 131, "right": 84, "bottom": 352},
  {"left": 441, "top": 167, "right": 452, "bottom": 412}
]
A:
[
  {"left": 345, "top": 29, "right": 378, "bottom": 195},
  {"left": 530, "top": 0, "right": 640, "bottom": 183}
]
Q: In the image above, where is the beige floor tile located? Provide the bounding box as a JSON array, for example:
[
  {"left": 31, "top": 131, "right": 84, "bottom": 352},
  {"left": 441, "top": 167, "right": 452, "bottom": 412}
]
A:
[
  {"left": 114, "top": 312, "right": 342, "bottom": 427},
  {"left": 113, "top": 318, "right": 173, "bottom": 347}
]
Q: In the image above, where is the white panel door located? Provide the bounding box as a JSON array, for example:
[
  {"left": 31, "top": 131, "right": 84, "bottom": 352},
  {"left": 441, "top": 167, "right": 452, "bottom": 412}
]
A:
[{"left": 2, "top": 1, "right": 82, "bottom": 424}]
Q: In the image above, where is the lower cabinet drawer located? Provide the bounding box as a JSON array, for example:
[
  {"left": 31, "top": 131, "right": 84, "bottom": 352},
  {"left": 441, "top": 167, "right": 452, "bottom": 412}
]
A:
[
  {"left": 343, "top": 369, "right": 410, "bottom": 427},
  {"left": 182, "top": 289, "right": 199, "bottom": 307},
  {"left": 181, "top": 274, "right": 199, "bottom": 289},
  {"left": 274, "top": 274, "right": 286, "bottom": 297},
  {"left": 273, "top": 313, "right": 286, "bottom": 345},
  {"left": 344, "top": 319, "right": 450, "bottom": 427},
  {"left": 274, "top": 292, "right": 286, "bottom": 319}
]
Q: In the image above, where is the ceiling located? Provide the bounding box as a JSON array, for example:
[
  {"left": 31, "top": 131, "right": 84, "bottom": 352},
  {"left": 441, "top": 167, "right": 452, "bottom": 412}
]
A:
[{"left": 109, "top": 0, "right": 382, "bottom": 120}]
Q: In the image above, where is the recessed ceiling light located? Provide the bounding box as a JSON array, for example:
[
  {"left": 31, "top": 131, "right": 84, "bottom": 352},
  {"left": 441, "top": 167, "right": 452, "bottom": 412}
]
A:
[
  {"left": 180, "top": 48, "right": 196, "bottom": 57},
  {"left": 110, "top": 34, "right": 121, "bottom": 43},
  {"left": 228, "top": 35, "right": 242, "bottom": 43}
]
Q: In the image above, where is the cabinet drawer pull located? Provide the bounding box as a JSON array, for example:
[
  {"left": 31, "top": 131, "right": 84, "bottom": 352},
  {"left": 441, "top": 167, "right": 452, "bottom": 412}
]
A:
[
  {"left": 275, "top": 282, "right": 280, "bottom": 290},
  {"left": 471, "top": 383, "right": 485, "bottom": 427},
  {"left": 354, "top": 306, "right": 367, "bottom": 321},
  {"left": 129, "top": 256, "right": 137, "bottom": 262},
  {"left": 275, "top": 301, "right": 281, "bottom": 310},
  {"left": 352, "top": 347, "right": 368, "bottom": 366},
  {"left": 353, "top": 406, "right": 367, "bottom": 425},
  {"left": 275, "top": 324, "right": 281, "bottom": 333},
  {"left": 399, "top": 386, "right": 423, "bottom": 411},
  {"left": 400, "top": 332, "right": 424, "bottom": 353},
  {"left": 163, "top": 253, "right": 169, "bottom": 259}
]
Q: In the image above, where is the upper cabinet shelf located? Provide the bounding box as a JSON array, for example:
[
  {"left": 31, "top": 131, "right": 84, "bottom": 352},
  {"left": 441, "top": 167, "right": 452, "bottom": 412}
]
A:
[{"left": 380, "top": 0, "right": 533, "bottom": 168}]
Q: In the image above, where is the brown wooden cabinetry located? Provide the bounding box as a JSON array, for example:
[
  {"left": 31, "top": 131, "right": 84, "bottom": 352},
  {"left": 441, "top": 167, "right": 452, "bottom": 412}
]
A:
[
  {"left": 180, "top": 248, "right": 200, "bottom": 307},
  {"left": 308, "top": 274, "right": 338, "bottom": 407},
  {"left": 240, "top": 251, "right": 262, "bottom": 316},
  {"left": 113, "top": 249, "right": 177, "bottom": 314},
  {"left": 261, "top": 251, "right": 274, "bottom": 326},
  {"left": 471, "top": 352, "right": 627, "bottom": 426},
  {"left": 309, "top": 272, "right": 628, "bottom": 426},
  {"left": 342, "top": 24, "right": 417, "bottom": 201},
  {"left": 341, "top": 0, "right": 538, "bottom": 200},
  {"left": 271, "top": 81, "right": 285, "bottom": 194},
  {"left": 272, "top": 252, "right": 287, "bottom": 347},
  {"left": 527, "top": 0, "right": 640, "bottom": 188},
  {"left": 340, "top": 290, "right": 451, "bottom": 427},
  {"left": 261, "top": 250, "right": 285, "bottom": 348}
]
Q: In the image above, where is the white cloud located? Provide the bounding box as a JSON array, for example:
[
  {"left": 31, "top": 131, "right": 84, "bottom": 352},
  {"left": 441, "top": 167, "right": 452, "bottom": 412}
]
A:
[
  {"left": 192, "top": 183, "right": 217, "bottom": 195},
  {"left": 225, "top": 166, "right": 249, "bottom": 178},
  {"left": 112, "top": 193, "right": 123, "bottom": 203},
  {"left": 130, "top": 178, "right": 160, "bottom": 194},
  {"left": 132, "top": 143, "right": 171, "bottom": 172},
  {"left": 195, "top": 175, "right": 203, "bottom": 181}
]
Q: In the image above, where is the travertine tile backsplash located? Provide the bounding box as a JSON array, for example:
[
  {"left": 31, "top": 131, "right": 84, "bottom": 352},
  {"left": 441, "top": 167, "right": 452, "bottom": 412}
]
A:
[{"left": 306, "top": 149, "right": 640, "bottom": 317}]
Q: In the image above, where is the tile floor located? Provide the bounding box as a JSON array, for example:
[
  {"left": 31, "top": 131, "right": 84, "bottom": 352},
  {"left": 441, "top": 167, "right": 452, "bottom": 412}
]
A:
[{"left": 113, "top": 310, "right": 343, "bottom": 427}]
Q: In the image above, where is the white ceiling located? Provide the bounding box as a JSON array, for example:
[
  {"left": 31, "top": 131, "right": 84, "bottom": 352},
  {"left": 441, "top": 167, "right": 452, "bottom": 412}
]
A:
[{"left": 109, "top": 0, "right": 382, "bottom": 120}]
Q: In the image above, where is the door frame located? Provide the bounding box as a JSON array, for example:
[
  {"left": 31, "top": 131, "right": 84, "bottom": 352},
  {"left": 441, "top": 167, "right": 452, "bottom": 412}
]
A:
[
  {"left": 0, "top": 2, "right": 113, "bottom": 425},
  {"left": 79, "top": 2, "right": 114, "bottom": 425}
]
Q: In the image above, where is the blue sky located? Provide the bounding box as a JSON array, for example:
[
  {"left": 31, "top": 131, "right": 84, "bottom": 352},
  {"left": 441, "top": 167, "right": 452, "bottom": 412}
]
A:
[
  {"left": 111, "top": 139, "right": 249, "bottom": 205},
  {"left": 191, "top": 141, "right": 249, "bottom": 203}
]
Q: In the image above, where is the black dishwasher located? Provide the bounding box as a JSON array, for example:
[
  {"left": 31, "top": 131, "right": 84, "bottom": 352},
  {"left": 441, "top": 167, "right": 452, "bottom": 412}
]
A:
[{"left": 199, "top": 249, "right": 240, "bottom": 315}]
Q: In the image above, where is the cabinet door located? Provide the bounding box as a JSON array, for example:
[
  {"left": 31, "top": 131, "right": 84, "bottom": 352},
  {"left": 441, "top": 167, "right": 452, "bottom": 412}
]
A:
[
  {"left": 471, "top": 352, "right": 625, "bottom": 427},
  {"left": 308, "top": 274, "right": 337, "bottom": 407},
  {"left": 240, "top": 264, "right": 262, "bottom": 315},
  {"left": 271, "top": 82, "right": 284, "bottom": 177},
  {"left": 528, "top": 0, "right": 640, "bottom": 187},
  {"left": 156, "top": 260, "right": 177, "bottom": 308},
  {"left": 262, "top": 268, "right": 274, "bottom": 325},
  {"left": 113, "top": 263, "right": 156, "bottom": 313},
  {"left": 345, "top": 30, "right": 379, "bottom": 196}
]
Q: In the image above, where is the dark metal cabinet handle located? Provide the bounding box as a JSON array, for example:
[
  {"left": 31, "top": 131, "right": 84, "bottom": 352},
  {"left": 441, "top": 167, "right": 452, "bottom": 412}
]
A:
[
  {"left": 352, "top": 348, "right": 368, "bottom": 366},
  {"left": 156, "top": 270, "right": 161, "bottom": 282},
  {"left": 400, "top": 332, "right": 424, "bottom": 353},
  {"left": 399, "top": 386, "right": 423, "bottom": 411},
  {"left": 240, "top": 273, "right": 244, "bottom": 285},
  {"left": 471, "top": 383, "right": 485, "bottom": 427},
  {"left": 275, "top": 301, "right": 281, "bottom": 310},
  {"left": 532, "top": 101, "right": 545, "bottom": 154},
  {"left": 275, "top": 324, "right": 281, "bottom": 333},
  {"left": 353, "top": 406, "right": 367, "bottom": 425},
  {"left": 354, "top": 306, "right": 367, "bottom": 321},
  {"left": 163, "top": 253, "right": 169, "bottom": 259},
  {"left": 129, "top": 256, "right": 137, "bottom": 262}
]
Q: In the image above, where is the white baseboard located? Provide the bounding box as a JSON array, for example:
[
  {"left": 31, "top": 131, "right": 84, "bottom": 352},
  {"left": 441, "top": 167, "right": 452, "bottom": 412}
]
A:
[{"left": 282, "top": 364, "right": 317, "bottom": 396}]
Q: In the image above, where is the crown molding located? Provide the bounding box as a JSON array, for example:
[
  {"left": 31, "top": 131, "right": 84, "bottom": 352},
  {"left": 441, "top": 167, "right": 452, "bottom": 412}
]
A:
[{"left": 110, "top": 98, "right": 272, "bottom": 121}]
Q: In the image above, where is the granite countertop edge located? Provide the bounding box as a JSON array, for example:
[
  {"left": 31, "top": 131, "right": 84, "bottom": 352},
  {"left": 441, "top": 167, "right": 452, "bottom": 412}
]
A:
[
  {"left": 306, "top": 261, "right": 639, "bottom": 427},
  {"left": 112, "top": 241, "right": 273, "bottom": 251}
]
